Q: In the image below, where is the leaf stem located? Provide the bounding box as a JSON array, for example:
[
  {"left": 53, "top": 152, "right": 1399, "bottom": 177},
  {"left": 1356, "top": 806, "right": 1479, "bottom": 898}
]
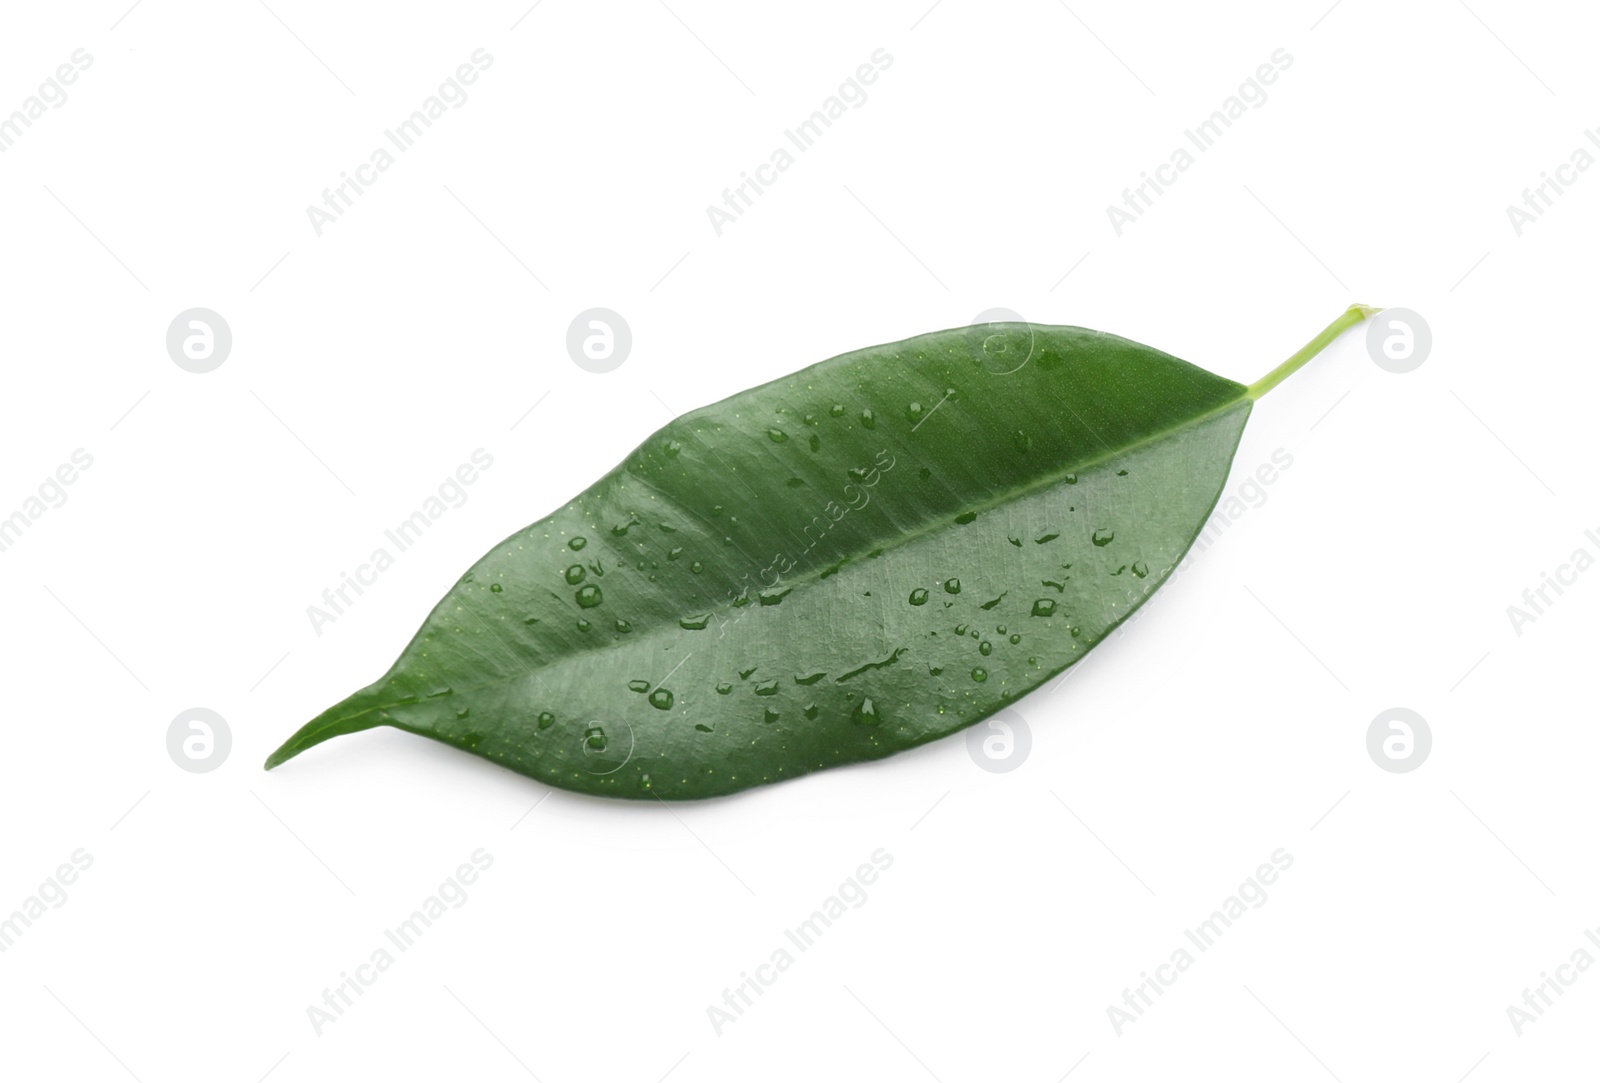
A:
[{"left": 1247, "top": 304, "right": 1382, "bottom": 401}]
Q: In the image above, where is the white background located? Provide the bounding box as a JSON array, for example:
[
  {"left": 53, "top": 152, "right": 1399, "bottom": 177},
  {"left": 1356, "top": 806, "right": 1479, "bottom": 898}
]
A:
[{"left": 1, "top": 1, "right": 1594, "bottom": 1079}]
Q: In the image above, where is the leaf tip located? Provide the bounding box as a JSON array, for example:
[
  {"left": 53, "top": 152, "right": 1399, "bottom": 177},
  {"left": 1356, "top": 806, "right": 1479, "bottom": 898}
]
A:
[{"left": 263, "top": 695, "right": 389, "bottom": 771}]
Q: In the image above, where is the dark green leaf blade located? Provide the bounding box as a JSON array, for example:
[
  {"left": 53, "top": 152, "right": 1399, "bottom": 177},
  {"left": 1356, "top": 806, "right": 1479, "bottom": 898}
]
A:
[{"left": 266, "top": 316, "right": 1321, "bottom": 798}]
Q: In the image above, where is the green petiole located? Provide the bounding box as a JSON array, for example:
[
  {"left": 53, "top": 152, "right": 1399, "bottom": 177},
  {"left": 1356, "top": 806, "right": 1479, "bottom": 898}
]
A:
[{"left": 1247, "top": 304, "right": 1383, "bottom": 401}]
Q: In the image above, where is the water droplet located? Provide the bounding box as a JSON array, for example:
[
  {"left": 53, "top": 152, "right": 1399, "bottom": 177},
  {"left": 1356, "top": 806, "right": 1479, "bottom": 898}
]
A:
[
  {"left": 690, "top": 561, "right": 704, "bottom": 574},
  {"left": 628, "top": 680, "right": 650, "bottom": 693},
  {"left": 576, "top": 584, "right": 603, "bottom": 608},
  {"left": 427, "top": 686, "right": 453, "bottom": 698},
  {"left": 906, "top": 402, "right": 924, "bottom": 423},
  {"left": 768, "top": 428, "right": 789, "bottom": 443},
  {"left": 716, "top": 682, "right": 733, "bottom": 695},
  {"left": 1036, "top": 532, "right": 1060, "bottom": 544},
  {"left": 1117, "top": 469, "right": 1129, "bottom": 476},
  {"left": 664, "top": 440, "right": 682, "bottom": 457},
  {"left": 830, "top": 403, "right": 846, "bottom": 417},
  {"left": 944, "top": 578, "right": 961, "bottom": 594},
  {"left": 611, "top": 520, "right": 632, "bottom": 537},
  {"left": 804, "top": 702, "right": 819, "bottom": 719},
  {"left": 740, "top": 666, "right": 758, "bottom": 680},
  {"left": 979, "top": 641, "right": 993, "bottom": 656},
  {"left": 1092, "top": 529, "right": 1115, "bottom": 547},
  {"left": 954, "top": 511, "right": 978, "bottom": 525},
  {"left": 854, "top": 696, "right": 880, "bottom": 725},
  {"left": 1032, "top": 599, "right": 1057, "bottom": 617},
  {"left": 996, "top": 625, "right": 1007, "bottom": 635},
  {"left": 809, "top": 434, "right": 821, "bottom": 453},
  {"left": 754, "top": 679, "right": 779, "bottom": 696},
  {"left": 970, "top": 668, "right": 988, "bottom": 683},
  {"left": 680, "top": 614, "right": 710, "bottom": 630},
  {"left": 565, "top": 564, "right": 587, "bottom": 585},
  {"left": 649, "top": 689, "right": 674, "bottom": 710},
  {"left": 488, "top": 583, "right": 503, "bottom": 593},
  {"left": 794, "top": 671, "right": 826, "bottom": 686},
  {"left": 694, "top": 723, "right": 713, "bottom": 733},
  {"left": 955, "top": 623, "right": 968, "bottom": 635},
  {"left": 668, "top": 547, "right": 683, "bottom": 560},
  {"left": 537, "top": 711, "right": 555, "bottom": 729},
  {"left": 1013, "top": 430, "right": 1032, "bottom": 453},
  {"left": 759, "top": 587, "right": 792, "bottom": 606},
  {"left": 909, "top": 588, "right": 929, "bottom": 606},
  {"left": 1133, "top": 560, "right": 1150, "bottom": 578},
  {"left": 763, "top": 707, "right": 780, "bottom": 723},
  {"left": 456, "top": 707, "right": 470, "bottom": 719},
  {"left": 615, "top": 619, "right": 632, "bottom": 633},
  {"left": 1065, "top": 473, "right": 1078, "bottom": 485},
  {"left": 861, "top": 408, "right": 876, "bottom": 428},
  {"left": 638, "top": 773, "right": 652, "bottom": 791},
  {"left": 584, "top": 725, "right": 608, "bottom": 752},
  {"left": 1009, "top": 634, "right": 1021, "bottom": 644},
  {"left": 928, "top": 665, "right": 944, "bottom": 676},
  {"left": 576, "top": 618, "right": 590, "bottom": 631},
  {"left": 569, "top": 537, "right": 588, "bottom": 550}
]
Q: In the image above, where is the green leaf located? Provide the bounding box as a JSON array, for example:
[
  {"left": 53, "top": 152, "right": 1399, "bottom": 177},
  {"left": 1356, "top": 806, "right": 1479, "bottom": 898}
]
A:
[{"left": 267, "top": 305, "right": 1377, "bottom": 798}]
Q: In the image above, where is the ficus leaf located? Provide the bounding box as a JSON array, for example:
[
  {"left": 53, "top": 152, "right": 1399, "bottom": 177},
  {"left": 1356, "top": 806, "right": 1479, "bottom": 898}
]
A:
[{"left": 267, "top": 305, "right": 1378, "bottom": 798}]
